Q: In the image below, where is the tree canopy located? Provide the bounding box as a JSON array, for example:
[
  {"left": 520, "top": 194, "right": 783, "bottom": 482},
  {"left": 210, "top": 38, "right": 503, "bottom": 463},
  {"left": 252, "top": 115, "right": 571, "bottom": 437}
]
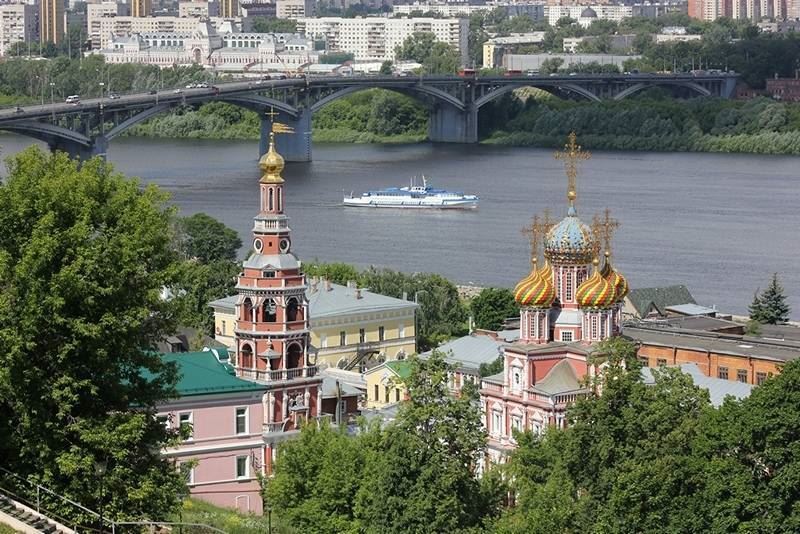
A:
[
  {"left": 0, "top": 148, "right": 185, "bottom": 524},
  {"left": 749, "top": 273, "right": 791, "bottom": 325},
  {"left": 471, "top": 288, "right": 519, "bottom": 331},
  {"left": 178, "top": 212, "right": 242, "bottom": 264},
  {"left": 395, "top": 32, "right": 461, "bottom": 74}
]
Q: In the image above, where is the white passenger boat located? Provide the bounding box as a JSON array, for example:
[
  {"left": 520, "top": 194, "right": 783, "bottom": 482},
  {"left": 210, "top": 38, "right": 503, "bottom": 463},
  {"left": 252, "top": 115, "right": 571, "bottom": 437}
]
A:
[{"left": 343, "top": 177, "right": 479, "bottom": 209}]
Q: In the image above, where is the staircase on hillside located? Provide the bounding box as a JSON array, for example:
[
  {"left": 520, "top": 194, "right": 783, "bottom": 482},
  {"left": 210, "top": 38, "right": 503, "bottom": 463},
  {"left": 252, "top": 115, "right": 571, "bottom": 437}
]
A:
[{"left": 0, "top": 493, "right": 70, "bottom": 534}]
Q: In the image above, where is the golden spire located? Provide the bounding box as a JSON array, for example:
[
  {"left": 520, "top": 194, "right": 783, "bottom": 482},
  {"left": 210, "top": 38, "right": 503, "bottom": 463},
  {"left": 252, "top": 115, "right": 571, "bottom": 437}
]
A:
[
  {"left": 259, "top": 108, "right": 295, "bottom": 184},
  {"left": 553, "top": 132, "right": 591, "bottom": 210}
]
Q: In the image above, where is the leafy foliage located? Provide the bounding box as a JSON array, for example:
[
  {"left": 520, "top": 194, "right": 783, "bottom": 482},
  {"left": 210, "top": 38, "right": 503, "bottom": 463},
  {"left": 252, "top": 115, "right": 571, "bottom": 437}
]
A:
[
  {"left": 0, "top": 148, "right": 185, "bottom": 523},
  {"left": 268, "top": 351, "right": 502, "bottom": 533},
  {"left": 250, "top": 17, "right": 297, "bottom": 34},
  {"left": 470, "top": 287, "right": 519, "bottom": 331},
  {"left": 178, "top": 212, "right": 242, "bottom": 264},
  {"left": 396, "top": 32, "right": 461, "bottom": 74}
]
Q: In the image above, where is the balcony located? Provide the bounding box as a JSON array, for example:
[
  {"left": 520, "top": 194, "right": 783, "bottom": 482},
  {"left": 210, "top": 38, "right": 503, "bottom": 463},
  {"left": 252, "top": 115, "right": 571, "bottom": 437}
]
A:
[{"left": 237, "top": 365, "right": 318, "bottom": 383}]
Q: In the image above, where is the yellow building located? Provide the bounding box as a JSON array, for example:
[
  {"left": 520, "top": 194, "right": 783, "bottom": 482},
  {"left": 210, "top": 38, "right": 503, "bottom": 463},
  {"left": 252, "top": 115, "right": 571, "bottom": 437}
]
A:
[
  {"left": 364, "top": 360, "right": 412, "bottom": 409},
  {"left": 220, "top": 0, "right": 239, "bottom": 18},
  {"left": 210, "top": 279, "right": 418, "bottom": 371},
  {"left": 131, "top": 0, "right": 152, "bottom": 17}
]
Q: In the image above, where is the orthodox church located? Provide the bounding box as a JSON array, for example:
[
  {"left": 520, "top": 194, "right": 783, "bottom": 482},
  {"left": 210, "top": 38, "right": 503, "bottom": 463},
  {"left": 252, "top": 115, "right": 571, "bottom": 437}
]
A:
[{"left": 480, "top": 133, "right": 629, "bottom": 463}]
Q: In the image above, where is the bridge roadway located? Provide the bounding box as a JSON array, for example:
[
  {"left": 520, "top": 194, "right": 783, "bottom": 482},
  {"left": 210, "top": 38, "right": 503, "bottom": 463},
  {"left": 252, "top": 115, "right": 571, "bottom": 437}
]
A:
[{"left": 0, "top": 73, "right": 738, "bottom": 162}]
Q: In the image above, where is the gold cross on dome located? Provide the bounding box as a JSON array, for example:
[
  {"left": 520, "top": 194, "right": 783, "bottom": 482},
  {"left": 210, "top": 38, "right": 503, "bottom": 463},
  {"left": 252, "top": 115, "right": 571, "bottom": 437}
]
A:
[
  {"left": 521, "top": 214, "right": 541, "bottom": 261},
  {"left": 264, "top": 106, "right": 279, "bottom": 122},
  {"left": 592, "top": 208, "right": 620, "bottom": 256},
  {"left": 554, "top": 132, "right": 591, "bottom": 207}
]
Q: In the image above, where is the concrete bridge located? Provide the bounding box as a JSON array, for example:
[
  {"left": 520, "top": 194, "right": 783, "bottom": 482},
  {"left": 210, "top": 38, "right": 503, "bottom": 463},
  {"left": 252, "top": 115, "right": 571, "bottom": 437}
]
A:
[{"left": 0, "top": 73, "right": 738, "bottom": 162}]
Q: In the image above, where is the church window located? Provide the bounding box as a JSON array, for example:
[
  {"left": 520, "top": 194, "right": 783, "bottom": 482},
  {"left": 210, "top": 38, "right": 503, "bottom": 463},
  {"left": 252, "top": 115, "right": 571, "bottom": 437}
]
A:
[
  {"left": 340, "top": 331, "right": 346, "bottom": 346},
  {"left": 373, "top": 384, "right": 379, "bottom": 401},
  {"left": 492, "top": 411, "right": 502, "bottom": 436},
  {"left": 263, "top": 299, "right": 277, "bottom": 322},
  {"left": 242, "top": 298, "right": 254, "bottom": 322},
  {"left": 657, "top": 358, "right": 667, "bottom": 367},
  {"left": 737, "top": 369, "right": 748, "bottom": 383},
  {"left": 539, "top": 315, "right": 545, "bottom": 339},
  {"left": 277, "top": 188, "right": 282, "bottom": 211},
  {"left": 286, "top": 297, "right": 299, "bottom": 321},
  {"left": 511, "top": 367, "right": 522, "bottom": 392},
  {"left": 378, "top": 326, "right": 385, "bottom": 341},
  {"left": 718, "top": 366, "right": 729, "bottom": 380},
  {"left": 268, "top": 188, "right": 274, "bottom": 211},
  {"left": 756, "top": 372, "right": 767, "bottom": 385},
  {"left": 591, "top": 316, "right": 598, "bottom": 339},
  {"left": 565, "top": 270, "right": 573, "bottom": 301},
  {"left": 561, "top": 331, "right": 573, "bottom": 342},
  {"left": 511, "top": 415, "right": 522, "bottom": 433},
  {"left": 359, "top": 328, "right": 366, "bottom": 343}
]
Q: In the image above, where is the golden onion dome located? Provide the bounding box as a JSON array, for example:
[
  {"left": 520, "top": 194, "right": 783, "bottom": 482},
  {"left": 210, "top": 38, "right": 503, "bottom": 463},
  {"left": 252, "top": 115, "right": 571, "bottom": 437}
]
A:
[
  {"left": 259, "top": 133, "right": 285, "bottom": 184},
  {"left": 576, "top": 258, "right": 617, "bottom": 309},
  {"left": 599, "top": 252, "right": 612, "bottom": 278},
  {"left": 605, "top": 263, "right": 629, "bottom": 302},
  {"left": 514, "top": 260, "right": 541, "bottom": 305},
  {"left": 519, "top": 263, "right": 556, "bottom": 308},
  {"left": 537, "top": 258, "right": 552, "bottom": 282}
]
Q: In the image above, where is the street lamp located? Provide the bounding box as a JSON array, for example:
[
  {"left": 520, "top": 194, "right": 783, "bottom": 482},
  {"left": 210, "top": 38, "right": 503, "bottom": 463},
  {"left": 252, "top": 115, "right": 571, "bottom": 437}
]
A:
[
  {"left": 49, "top": 82, "right": 55, "bottom": 121},
  {"left": 94, "top": 459, "right": 107, "bottom": 534}
]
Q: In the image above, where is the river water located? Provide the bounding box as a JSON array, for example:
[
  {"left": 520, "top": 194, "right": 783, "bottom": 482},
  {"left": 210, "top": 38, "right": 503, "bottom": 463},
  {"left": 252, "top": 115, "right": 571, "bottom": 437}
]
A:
[{"left": 1, "top": 135, "right": 797, "bottom": 317}]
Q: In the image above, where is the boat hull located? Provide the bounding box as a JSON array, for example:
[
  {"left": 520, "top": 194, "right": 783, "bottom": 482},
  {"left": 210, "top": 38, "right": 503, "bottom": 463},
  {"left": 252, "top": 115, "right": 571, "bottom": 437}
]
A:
[{"left": 343, "top": 198, "right": 479, "bottom": 209}]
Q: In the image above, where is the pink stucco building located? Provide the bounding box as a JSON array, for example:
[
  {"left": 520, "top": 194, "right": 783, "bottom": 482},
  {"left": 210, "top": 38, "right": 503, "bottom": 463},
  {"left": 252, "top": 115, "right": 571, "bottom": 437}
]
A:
[{"left": 157, "top": 348, "right": 268, "bottom": 513}]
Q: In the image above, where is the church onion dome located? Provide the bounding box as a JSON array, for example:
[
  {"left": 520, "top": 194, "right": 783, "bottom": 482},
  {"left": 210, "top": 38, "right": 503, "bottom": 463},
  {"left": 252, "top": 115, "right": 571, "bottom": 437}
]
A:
[
  {"left": 544, "top": 209, "right": 596, "bottom": 265},
  {"left": 605, "top": 264, "right": 629, "bottom": 302},
  {"left": 514, "top": 261, "right": 541, "bottom": 305},
  {"left": 581, "top": 7, "right": 598, "bottom": 17},
  {"left": 520, "top": 265, "right": 556, "bottom": 308},
  {"left": 576, "top": 259, "right": 617, "bottom": 309},
  {"left": 599, "top": 253, "right": 612, "bottom": 278},
  {"left": 259, "top": 134, "right": 285, "bottom": 184},
  {"left": 537, "top": 258, "right": 553, "bottom": 282}
]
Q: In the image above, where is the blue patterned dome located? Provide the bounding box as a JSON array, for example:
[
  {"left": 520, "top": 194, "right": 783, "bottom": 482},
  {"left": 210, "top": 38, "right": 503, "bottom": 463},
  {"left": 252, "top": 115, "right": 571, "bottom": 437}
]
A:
[{"left": 544, "top": 207, "right": 595, "bottom": 264}]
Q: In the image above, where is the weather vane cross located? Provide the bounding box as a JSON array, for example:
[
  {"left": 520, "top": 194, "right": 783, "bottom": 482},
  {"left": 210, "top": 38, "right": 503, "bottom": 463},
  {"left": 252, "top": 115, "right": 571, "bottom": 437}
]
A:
[
  {"left": 264, "top": 106, "right": 294, "bottom": 136},
  {"left": 554, "top": 132, "right": 591, "bottom": 207}
]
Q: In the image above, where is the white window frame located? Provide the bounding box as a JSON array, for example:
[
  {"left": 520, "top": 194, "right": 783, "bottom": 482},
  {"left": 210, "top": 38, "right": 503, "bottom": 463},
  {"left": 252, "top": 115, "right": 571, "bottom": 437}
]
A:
[
  {"left": 235, "top": 455, "right": 249, "bottom": 479},
  {"left": 511, "top": 366, "right": 523, "bottom": 392},
  {"left": 491, "top": 410, "right": 502, "bottom": 437},
  {"left": 561, "top": 331, "right": 573, "bottom": 342},
  {"left": 320, "top": 333, "right": 328, "bottom": 348},
  {"left": 156, "top": 414, "right": 170, "bottom": 429},
  {"left": 178, "top": 411, "right": 193, "bottom": 441},
  {"left": 399, "top": 323, "right": 405, "bottom": 338},
  {"left": 235, "top": 406, "right": 248, "bottom": 435}
]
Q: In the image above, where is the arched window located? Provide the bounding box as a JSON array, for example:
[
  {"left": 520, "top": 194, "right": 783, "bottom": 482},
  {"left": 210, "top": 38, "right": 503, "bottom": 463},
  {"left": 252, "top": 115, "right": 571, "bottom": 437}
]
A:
[
  {"left": 240, "top": 344, "right": 254, "bottom": 369},
  {"left": 268, "top": 188, "right": 274, "bottom": 211},
  {"left": 242, "top": 298, "right": 254, "bottom": 322},
  {"left": 286, "top": 297, "right": 299, "bottom": 322},
  {"left": 287, "top": 343, "right": 303, "bottom": 369},
  {"left": 263, "top": 299, "right": 277, "bottom": 322},
  {"left": 277, "top": 188, "right": 282, "bottom": 211}
]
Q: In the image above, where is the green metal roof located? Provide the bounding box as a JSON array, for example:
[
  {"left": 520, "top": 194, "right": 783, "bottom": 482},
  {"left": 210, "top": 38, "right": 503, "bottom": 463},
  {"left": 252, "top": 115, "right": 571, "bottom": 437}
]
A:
[
  {"left": 150, "top": 351, "right": 266, "bottom": 398},
  {"left": 627, "top": 285, "right": 696, "bottom": 317},
  {"left": 385, "top": 360, "right": 413, "bottom": 380}
]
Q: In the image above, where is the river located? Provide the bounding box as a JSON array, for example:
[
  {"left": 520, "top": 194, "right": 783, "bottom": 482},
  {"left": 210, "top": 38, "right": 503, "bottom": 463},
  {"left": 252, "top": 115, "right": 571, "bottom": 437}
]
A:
[{"left": 1, "top": 134, "right": 797, "bottom": 317}]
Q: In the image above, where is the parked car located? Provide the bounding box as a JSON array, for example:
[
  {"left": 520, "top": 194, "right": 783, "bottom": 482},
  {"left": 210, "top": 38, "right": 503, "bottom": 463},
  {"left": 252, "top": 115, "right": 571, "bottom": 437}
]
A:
[
  {"left": 108, "top": 92, "right": 120, "bottom": 99},
  {"left": 197, "top": 82, "right": 210, "bottom": 88},
  {"left": 173, "top": 88, "right": 183, "bottom": 94},
  {"left": 65, "top": 95, "right": 80, "bottom": 104},
  {"left": 185, "top": 83, "right": 197, "bottom": 89}
]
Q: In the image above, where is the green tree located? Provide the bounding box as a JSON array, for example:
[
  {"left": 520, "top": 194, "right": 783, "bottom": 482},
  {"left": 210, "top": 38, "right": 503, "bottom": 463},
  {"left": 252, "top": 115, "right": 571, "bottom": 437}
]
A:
[
  {"left": 479, "top": 355, "right": 504, "bottom": 377},
  {"left": 177, "top": 212, "right": 242, "bottom": 263},
  {"left": 250, "top": 17, "right": 297, "bottom": 33},
  {"left": 320, "top": 51, "right": 355, "bottom": 64},
  {"left": 0, "top": 148, "right": 185, "bottom": 523},
  {"left": 396, "top": 32, "right": 461, "bottom": 74},
  {"left": 303, "top": 260, "right": 360, "bottom": 285},
  {"left": 471, "top": 287, "right": 519, "bottom": 330},
  {"left": 750, "top": 274, "right": 791, "bottom": 324},
  {"left": 379, "top": 60, "right": 393, "bottom": 74},
  {"left": 355, "top": 351, "right": 500, "bottom": 532}
]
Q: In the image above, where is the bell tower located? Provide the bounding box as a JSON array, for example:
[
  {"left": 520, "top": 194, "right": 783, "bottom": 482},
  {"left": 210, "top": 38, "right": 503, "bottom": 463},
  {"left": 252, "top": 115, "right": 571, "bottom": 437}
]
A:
[{"left": 234, "top": 119, "right": 322, "bottom": 474}]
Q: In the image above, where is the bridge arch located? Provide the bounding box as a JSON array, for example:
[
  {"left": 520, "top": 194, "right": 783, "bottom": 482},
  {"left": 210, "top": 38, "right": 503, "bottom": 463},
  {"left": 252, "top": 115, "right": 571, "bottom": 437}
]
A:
[
  {"left": 0, "top": 120, "right": 92, "bottom": 148},
  {"left": 613, "top": 81, "right": 712, "bottom": 101},
  {"left": 309, "top": 83, "right": 465, "bottom": 115},
  {"left": 475, "top": 82, "right": 601, "bottom": 109}
]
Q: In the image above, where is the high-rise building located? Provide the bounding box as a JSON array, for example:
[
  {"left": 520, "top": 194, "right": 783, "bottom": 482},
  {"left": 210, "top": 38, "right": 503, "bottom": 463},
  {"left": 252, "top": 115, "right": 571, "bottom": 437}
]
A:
[
  {"left": 276, "top": 0, "right": 314, "bottom": 19},
  {"left": 39, "top": 0, "right": 64, "bottom": 44},
  {"left": 0, "top": 3, "right": 38, "bottom": 56},
  {"left": 220, "top": 0, "right": 239, "bottom": 18},
  {"left": 131, "top": 0, "right": 152, "bottom": 17}
]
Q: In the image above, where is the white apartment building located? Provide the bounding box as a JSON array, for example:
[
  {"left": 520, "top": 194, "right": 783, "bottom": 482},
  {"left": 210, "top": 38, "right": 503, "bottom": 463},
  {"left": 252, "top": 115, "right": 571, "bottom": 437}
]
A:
[
  {"left": 544, "top": 5, "right": 634, "bottom": 26},
  {"left": 276, "top": 0, "right": 315, "bottom": 19},
  {"left": 96, "top": 15, "right": 239, "bottom": 49},
  {"left": 0, "top": 3, "right": 38, "bottom": 56},
  {"left": 298, "top": 16, "right": 468, "bottom": 63},
  {"left": 87, "top": 1, "right": 129, "bottom": 49},
  {"left": 392, "top": 3, "right": 491, "bottom": 16}
]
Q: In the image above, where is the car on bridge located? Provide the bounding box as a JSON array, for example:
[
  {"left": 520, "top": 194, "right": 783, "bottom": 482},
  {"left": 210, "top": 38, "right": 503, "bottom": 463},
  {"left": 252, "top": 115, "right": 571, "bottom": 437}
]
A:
[
  {"left": 65, "top": 95, "right": 80, "bottom": 104},
  {"left": 108, "top": 93, "right": 120, "bottom": 99}
]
